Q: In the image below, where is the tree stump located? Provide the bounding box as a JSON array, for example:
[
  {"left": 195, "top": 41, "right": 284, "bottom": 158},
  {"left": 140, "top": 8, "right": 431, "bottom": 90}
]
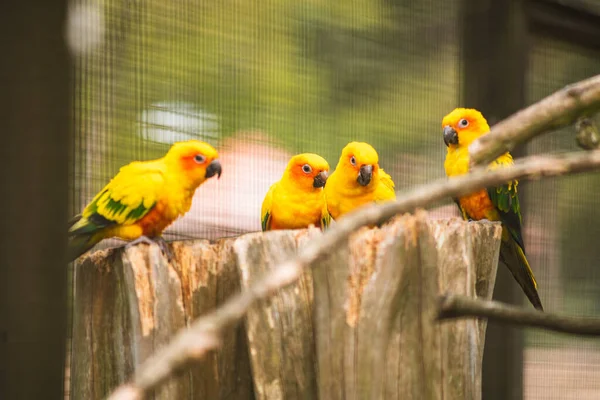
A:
[
  {"left": 70, "top": 240, "right": 255, "bottom": 400},
  {"left": 70, "top": 210, "right": 501, "bottom": 400}
]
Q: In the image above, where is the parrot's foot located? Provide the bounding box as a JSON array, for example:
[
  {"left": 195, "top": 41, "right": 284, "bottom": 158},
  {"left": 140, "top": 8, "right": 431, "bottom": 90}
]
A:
[
  {"left": 126, "top": 235, "right": 174, "bottom": 261},
  {"left": 467, "top": 218, "right": 492, "bottom": 224},
  {"left": 126, "top": 235, "right": 155, "bottom": 248},
  {"left": 153, "top": 236, "right": 174, "bottom": 262}
]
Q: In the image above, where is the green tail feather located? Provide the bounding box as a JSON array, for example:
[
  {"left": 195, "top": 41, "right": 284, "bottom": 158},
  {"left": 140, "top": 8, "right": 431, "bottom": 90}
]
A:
[
  {"left": 499, "top": 238, "right": 544, "bottom": 311},
  {"left": 67, "top": 214, "right": 104, "bottom": 262},
  {"left": 67, "top": 233, "right": 102, "bottom": 262}
]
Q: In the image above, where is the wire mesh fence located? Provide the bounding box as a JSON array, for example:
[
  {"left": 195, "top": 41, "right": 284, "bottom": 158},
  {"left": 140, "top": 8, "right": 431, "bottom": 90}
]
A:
[
  {"left": 524, "top": 35, "right": 600, "bottom": 400},
  {"left": 66, "top": 0, "right": 600, "bottom": 398}
]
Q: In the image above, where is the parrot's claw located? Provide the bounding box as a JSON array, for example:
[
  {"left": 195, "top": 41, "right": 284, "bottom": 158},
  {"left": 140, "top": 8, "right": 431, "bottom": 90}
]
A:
[
  {"left": 153, "top": 236, "right": 174, "bottom": 262},
  {"left": 467, "top": 218, "right": 491, "bottom": 223},
  {"left": 126, "top": 235, "right": 174, "bottom": 262},
  {"left": 126, "top": 235, "right": 156, "bottom": 248}
]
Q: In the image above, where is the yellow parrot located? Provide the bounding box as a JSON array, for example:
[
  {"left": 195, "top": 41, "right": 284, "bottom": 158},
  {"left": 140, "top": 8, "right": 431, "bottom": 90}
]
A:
[
  {"left": 261, "top": 153, "right": 329, "bottom": 231},
  {"left": 68, "top": 140, "right": 222, "bottom": 261},
  {"left": 324, "top": 141, "right": 396, "bottom": 225},
  {"left": 442, "top": 108, "right": 543, "bottom": 311}
]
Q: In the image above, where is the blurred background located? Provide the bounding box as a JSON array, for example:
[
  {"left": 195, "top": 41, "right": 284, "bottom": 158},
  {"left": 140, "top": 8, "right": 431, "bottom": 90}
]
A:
[{"left": 15, "top": 0, "right": 600, "bottom": 398}]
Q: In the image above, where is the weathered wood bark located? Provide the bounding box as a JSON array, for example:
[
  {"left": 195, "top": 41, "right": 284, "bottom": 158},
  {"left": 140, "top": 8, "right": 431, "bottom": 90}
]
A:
[
  {"left": 235, "top": 229, "right": 319, "bottom": 400},
  {"left": 312, "top": 210, "right": 501, "bottom": 400},
  {"left": 71, "top": 241, "right": 255, "bottom": 400},
  {"left": 71, "top": 211, "right": 501, "bottom": 399}
]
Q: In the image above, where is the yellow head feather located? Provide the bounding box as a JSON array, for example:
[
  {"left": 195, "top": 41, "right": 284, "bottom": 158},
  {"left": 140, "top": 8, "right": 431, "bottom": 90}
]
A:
[
  {"left": 441, "top": 108, "right": 490, "bottom": 148},
  {"left": 339, "top": 141, "right": 379, "bottom": 167},
  {"left": 334, "top": 141, "right": 381, "bottom": 184},
  {"left": 283, "top": 153, "right": 330, "bottom": 190},
  {"left": 164, "top": 140, "right": 221, "bottom": 187}
]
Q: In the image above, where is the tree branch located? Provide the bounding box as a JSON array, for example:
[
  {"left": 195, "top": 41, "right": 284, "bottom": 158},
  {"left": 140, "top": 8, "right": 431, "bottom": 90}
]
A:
[
  {"left": 469, "top": 73, "right": 600, "bottom": 165},
  {"left": 107, "top": 148, "right": 600, "bottom": 400},
  {"left": 438, "top": 294, "right": 600, "bottom": 336}
]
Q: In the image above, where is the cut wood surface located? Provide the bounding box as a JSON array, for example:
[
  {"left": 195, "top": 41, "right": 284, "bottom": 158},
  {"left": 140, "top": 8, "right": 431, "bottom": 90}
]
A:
[{"left": 71, "top": 212, "right": 502, "bottom": 400}]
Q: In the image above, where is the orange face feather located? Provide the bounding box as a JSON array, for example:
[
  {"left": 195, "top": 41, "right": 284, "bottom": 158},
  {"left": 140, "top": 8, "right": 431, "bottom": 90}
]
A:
[
  {"left": 286, "top": 154, "right": 329, "bottom": 190},
  {"left": 67, "top": 139, "right": 223, "bottom": 261},
  {"left": 168, "top": 140, "right": 222, "bottom": 186},
  {"left": 442, "top": 108, "right": 497, "bottom": 219},
  {"left": 261, "top": 153, "right": 330, "bottom": 231},
  {"left": 441, "top": 108, "right": 543, "bottom": 311}
]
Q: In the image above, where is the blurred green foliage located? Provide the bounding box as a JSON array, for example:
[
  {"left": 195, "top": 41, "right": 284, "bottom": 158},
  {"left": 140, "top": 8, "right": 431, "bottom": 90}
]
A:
[{"left": 74, "top": 0, "right": 460, "bottom": 200}]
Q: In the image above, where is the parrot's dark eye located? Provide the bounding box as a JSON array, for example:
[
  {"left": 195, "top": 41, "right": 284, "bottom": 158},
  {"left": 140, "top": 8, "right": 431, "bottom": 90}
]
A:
[
  {"left": 350, "top": 156, "right": 357, "bottom": 166},
  {"left": 194, "top": 154, "right": 206, "bottom": 164},
  {"left": 458, "top": 119, "right": 469, "bottom": 128},
  {"left": 302, "top": 164, "right": 312, "bottom": 174}
]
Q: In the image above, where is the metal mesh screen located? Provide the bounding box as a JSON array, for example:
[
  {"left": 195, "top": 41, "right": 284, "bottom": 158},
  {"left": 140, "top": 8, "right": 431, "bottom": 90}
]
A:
[
  {"left": 524, "top": 35, "right": 600, "bottom": 400},
  {"left": 67, "top": 0, "right": 600, "bottom": 398},
  {"left": 69, "top": 0, "right": 461, "bottom": 242}
]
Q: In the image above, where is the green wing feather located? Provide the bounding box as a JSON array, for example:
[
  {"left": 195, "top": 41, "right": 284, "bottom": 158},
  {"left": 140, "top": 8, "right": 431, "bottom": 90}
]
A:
[
  {"left": 70, "top": 162, "right": 164, "bottom": 234},
  {"left": 487, "top": 183, "right": 525, "bottom": 251},
  {"left": 260, "top": 183, "right": 275, "bottom": 232},
  {"left": 261, "top": 210, "right": 271, "bottom": 232},
  {"left": 486, "top": 158, "right": 543, "bottom": 310},
  {"left": 321, "top": 204, "right": 332, "bottom": 229},
  {"left": 486, "top": 159, "right": 526, "bottom": 251},
  {"left": 67, "top": 162, "right": 164, "bottom": 261}
]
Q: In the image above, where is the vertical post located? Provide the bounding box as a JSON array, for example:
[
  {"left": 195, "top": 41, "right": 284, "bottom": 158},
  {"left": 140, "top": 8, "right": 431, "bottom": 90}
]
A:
[
  {"left": 460, "top": 0, "right": 528, "bottom": 399},
  {"left": 0, "top": 1, "right": 70, "bottom": 399}
]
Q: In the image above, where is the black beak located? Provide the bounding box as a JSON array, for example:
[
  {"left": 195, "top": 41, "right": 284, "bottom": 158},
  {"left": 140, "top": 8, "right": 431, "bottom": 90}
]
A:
[
  {"left": 443, "top": 125, "right": 458, "bottom": 147},
  {"left": 205, "top": 159, "right": 222, "bottom": 179},
  {"left": 313, "top": 171, "right": 328, "bottom": 188},
  {"left": 357, "top": 165, "right": 373, "bottom": 186}
]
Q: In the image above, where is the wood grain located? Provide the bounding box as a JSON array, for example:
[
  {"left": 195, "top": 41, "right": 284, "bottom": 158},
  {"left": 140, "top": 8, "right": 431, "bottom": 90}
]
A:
[{"left": 72, "top": 213, "right": 502, "bottom": 400}]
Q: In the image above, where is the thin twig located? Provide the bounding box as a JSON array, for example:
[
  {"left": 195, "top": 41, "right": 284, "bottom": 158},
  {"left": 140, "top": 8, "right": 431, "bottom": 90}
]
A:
[
  {"left": 469, "top": 74, "right": 600, "bottom": 165},
  {"left": 107, "top": 149, "right": 600, "bottom": 400},
  {"left": 438, "top": 294, "right": 600, "bottom": 336}
]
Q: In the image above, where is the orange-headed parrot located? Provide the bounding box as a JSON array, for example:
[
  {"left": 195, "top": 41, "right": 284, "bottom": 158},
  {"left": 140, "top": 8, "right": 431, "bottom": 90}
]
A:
[
  {"left": 68, "top": 140, "right": 222, "bottom": 261},
  {"left": 261, "top": 153, "right": 329, "bottom": 231},
  {"left": 442, "top": 108, "right": 543, "bottom": 311}
]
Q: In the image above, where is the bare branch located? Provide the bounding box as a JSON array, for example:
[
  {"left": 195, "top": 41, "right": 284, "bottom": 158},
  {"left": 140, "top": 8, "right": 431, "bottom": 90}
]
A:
[
  {"left": 469, "top": 74, "right": 600, "bottom": 165},
  {"left": 438, "top": 294, "right": 600, "bottom": 336},
  {"left": 107, "top": 148, "right": 600, "bottom": 400}
]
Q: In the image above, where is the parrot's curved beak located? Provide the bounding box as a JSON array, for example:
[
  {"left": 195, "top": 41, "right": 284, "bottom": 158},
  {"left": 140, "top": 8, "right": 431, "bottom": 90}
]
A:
[
  {"left": 357, "top": 165, "right": 373, "bottom": 186},
  {"left": 205, "top": 159, "right": 222, "bottom": 179},
  {"left": 313, "top": 170, "right": 328, "bottom": 188},
  {"left": 443, "top": 125, "right": 458, "bottom": 146}
]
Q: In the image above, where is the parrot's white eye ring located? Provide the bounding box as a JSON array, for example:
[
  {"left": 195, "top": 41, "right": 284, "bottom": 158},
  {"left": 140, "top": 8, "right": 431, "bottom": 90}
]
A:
[
  {"left": 458, "top": 119, "right": 469, "bottom": 128},
  {"left": 194, "top": 154, "right": 206, "bottom": 164},
  {"left": 302, "top": 164, "right": 312, "bottom": 174},
  {"left": 350, "top": 156, "right": 357, "bottom": 166}
]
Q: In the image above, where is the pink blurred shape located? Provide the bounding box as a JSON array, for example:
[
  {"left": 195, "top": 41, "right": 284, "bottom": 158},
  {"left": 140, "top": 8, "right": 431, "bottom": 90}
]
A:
[{"left": 164, "top": 131, "right": 293, "bottom": 241}]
